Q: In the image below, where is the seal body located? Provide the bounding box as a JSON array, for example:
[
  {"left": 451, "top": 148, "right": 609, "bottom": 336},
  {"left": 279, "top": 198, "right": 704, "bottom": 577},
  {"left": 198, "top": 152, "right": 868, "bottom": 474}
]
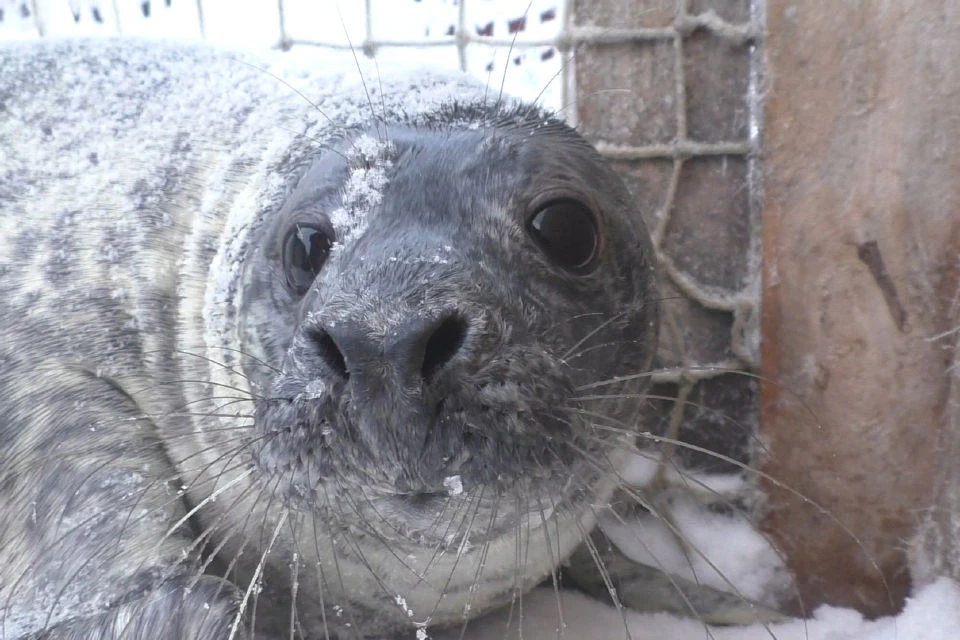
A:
[{"left": 0, "top": 40, "right": 658, "bottom": 638}]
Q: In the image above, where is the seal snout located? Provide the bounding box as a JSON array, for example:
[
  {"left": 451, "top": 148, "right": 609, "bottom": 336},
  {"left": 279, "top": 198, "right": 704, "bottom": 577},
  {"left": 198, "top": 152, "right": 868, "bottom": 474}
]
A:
[
  {"left": 295, "top": 305, "right": 475, "bottom": 482},
  {"left": 306, "top": 310, "right": 469, "bottom": 385}
]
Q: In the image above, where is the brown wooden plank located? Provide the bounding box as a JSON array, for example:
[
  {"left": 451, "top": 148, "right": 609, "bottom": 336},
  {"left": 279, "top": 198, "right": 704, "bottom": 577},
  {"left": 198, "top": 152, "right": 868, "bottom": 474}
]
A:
[{"left": 760, "top": 0, "right": 960, "bottom": 616}]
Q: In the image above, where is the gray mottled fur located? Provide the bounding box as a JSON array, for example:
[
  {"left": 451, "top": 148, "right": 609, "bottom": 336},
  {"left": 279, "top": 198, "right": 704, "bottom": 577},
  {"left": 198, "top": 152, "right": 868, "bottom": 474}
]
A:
[{"left": 0, "top": 40, "right": 658, "bottom": 639}]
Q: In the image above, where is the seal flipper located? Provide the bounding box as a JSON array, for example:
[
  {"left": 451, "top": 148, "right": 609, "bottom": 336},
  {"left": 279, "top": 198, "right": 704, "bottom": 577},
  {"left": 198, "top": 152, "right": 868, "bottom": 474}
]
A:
[{"left": 0, "top": 367, "right": 244, "bottom": 638}]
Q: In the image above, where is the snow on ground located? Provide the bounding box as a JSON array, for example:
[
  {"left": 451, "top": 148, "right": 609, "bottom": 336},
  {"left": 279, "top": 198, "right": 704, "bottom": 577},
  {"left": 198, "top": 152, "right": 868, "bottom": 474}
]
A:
[
  {"left": 451, "top": 578, "right": 960, "bottom": 640},
  {"left": 3, "top": 2, "right": 960, "bottom": 638}
]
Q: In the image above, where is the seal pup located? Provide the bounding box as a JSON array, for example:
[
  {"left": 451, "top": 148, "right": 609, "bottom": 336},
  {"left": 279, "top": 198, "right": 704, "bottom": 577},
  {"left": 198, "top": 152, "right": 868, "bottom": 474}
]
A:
[{"left": 0, "top": 39, "right": 658, "bottom": 638}]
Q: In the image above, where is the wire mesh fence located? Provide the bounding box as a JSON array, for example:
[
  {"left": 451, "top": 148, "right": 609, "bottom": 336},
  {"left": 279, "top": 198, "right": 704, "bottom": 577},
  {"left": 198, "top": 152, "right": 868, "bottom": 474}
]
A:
[{"left": 573, "top": 0, "right": 764, "bottom": 478}]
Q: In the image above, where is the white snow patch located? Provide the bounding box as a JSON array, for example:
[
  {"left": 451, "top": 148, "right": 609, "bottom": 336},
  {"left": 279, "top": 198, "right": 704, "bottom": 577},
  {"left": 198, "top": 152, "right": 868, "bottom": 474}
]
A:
[
  {"left": 443, "top": 475, "right": 463, "bottom": 496},
  {"left": 448, "top": 578, "right": 960, "bottom": 640},
  {"left": 329, "top": 135, "right": 394, "bottom": 249},
  {"left": 600, "top": 494, "right": 789, "bottom": 604},
  {"left": 396, "top": 593, "right": 415, "bottom": 618},
  {"left": 620, "top": 450, "right": 747, "bottom": 496}
]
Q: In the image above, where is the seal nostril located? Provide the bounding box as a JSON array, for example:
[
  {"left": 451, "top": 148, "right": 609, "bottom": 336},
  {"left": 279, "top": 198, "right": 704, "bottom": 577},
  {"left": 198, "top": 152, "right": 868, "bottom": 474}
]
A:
[
  {"left": 421, "top": 314, "right": 468, "bottom": 382},
  {"left": 308, "top": 328, "right": 349, "bottom": 380}
]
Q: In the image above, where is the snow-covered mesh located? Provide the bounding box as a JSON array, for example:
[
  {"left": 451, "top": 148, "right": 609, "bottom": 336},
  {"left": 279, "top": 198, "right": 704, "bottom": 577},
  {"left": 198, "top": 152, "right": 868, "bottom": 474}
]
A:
[{"left": 1, "top": 0, "right": 765, "bottom": 486}]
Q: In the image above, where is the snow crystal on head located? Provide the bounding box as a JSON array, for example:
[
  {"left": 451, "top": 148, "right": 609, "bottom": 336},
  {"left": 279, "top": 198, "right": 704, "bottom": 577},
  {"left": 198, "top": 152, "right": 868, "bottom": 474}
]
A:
[
  {"left": 329, "top": 134, "right": 395, "bottom": 249},
  {"left": 442, "top": 475, "right": 463, "bottom": 497}
]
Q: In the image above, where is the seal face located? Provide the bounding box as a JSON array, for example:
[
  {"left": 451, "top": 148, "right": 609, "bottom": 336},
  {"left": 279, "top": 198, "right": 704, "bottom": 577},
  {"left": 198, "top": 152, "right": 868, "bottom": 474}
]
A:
[{"left": 0, "top": 40, "right": 658, "bottom": 638}]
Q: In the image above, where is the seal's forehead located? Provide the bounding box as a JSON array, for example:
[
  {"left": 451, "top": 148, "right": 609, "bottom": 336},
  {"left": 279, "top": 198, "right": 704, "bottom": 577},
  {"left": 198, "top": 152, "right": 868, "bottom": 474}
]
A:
[
  {"left": 382, "top": 118, "right": 609, "bottom": 209},
  {"left": 269, "top": 105, "right": 616, "bottom": 254},
  {"left": 382, "top": 113, "right": 593, "bottom": 179}
]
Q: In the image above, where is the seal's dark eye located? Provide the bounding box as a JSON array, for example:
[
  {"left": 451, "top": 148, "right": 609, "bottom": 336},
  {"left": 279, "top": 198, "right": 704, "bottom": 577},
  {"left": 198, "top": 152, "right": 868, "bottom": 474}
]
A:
[
  {"left": 526, "top": 199, "right": 600, "bottom": 272},
  {"left": 282, "top": 223, "right": 334, "bottom": 296}
]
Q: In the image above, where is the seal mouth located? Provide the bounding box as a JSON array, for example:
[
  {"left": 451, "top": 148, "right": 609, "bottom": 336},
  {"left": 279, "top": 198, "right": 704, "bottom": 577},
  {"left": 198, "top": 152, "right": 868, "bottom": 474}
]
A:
[
  {"left": 349, "top": 458, "right": 607, "bottom": 548},
  {"left": 365, "top": 489, "right": 561, "bottom": 546},
  {"left": 380, "top": 492, "right": 452, "bottom": 527}
]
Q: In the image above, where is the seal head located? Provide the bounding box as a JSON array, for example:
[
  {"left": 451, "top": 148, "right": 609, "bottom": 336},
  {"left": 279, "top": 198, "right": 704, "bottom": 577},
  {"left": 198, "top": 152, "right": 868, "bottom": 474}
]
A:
[
  {"left": 245, "top": 110, "right": 656, "bottom": 507},
  {"left": 223, "top": 106, "right": 661, "bottom": 633}
]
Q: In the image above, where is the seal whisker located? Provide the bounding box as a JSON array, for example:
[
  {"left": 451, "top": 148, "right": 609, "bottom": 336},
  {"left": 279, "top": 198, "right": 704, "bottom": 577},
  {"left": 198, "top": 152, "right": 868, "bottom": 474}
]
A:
[
  {"left": 333, "top": 0, "right": 385, "bottom": 144},
  {"left": 558, "top": 445, "right": 724, "bottom": 632},
  {"left": 318, "top": 481, "right": 365, "bottom": 637},
  {"left": 577, "top": 427, "right": 892, "bottom": 617},
  {"left": 560, "top": 440, "right": 737, "bottom": 594},
  {"left": 247, "top": 474, "right": 291, "bottom": 638},
  {"left": 159, "top": 393, "right": 257, "bottom": 416},
  {"left": 593, "top": 497, "right": 775, "bottom": 639},
  {"left": 164, "top": 468, "right": 256, "bottom": 542},
  {"left": 371, "top": 55, "right": 391, "bottom": 147},
  {"left": 532, "top": 51, "right": 574, "bottom": 112},
  {"left": 0, "top": 424, "right": 250, "bottom": 491},
  {"left": 515, "top": 487, "right": 534, "bottom": 636},
  {"left": 564, "top": 336, "right": 658, "bottom": 364},
  {"left": 116, "top": 373, "right": 256, "bottom": 402},
  {"left": 164, "top": 344, "right": 283, "bottom": 378},
  {"left": 494, "top": 0, "right": 535, "bottom": 112},
  {"left": 575, "top": 371, "right": 662, "bottom": 391},
  {"left": 3, "top": 436, "right": 260, "bottom": 618},
  {"left": 3, "top": 457, "right": 232, "bottom": 623},
  {"left": 295, "top": 459, "right": 327, "bottom": 640},
  {"left": 416, "top": 487, "right": 482, "bottom": 581},
  {"left": 420, "top": 487, "right": 489, "bottom": 622},
  {"left": 567, "top": 509, "right": 638, "bottom": 640},
  {"left": 328, "top": 476, "right": 434, "bottom": 584},
  {"left": 185, "top": 482, "right": 262, "bottom": 576},
  {"left": 573, "top": 393, "right": 772, "bottom": 457},
  {"left": 560, "top": 310, "right": 631, "bottom": 362},
  {"left": 168, "top": 411, "right": 256, "bottom": 420},
  {"left": 3, "top": 484, "right": 159, "bottom": 632},
  {"left": 171, "top": 379, "right": 262, "bottom": 401},
  {"left": 532, "top": 491, "right": 567, "bottom": 640},
  {"left": 231, "top": 508, "right": 289, "bottom": 640},
  {"left": 159, "top": 435, "right": 278, "bottom": 552},
  {"left": 453, "top": 491, "right": 501, "bottom": 640},
  {"left": 170, "top": 348, "right": 274, "bottom": 378},
  {"left": 231, "top": 58, "right": 346, "bottom": 146},
  {"left": 284, "top": 513, "right": 304, "bottom": 640},
  {"left": 494, "top": 490, "right": 525, "bottom": 636},
  {"left": 203, "top": 344, "right": 284, "bottom": 373},
  {"left": 164, "top": 429, "right": 263, "bottom": 482},
  {"left": 207, "top": 479, "right": 284, "bottom": 631}
]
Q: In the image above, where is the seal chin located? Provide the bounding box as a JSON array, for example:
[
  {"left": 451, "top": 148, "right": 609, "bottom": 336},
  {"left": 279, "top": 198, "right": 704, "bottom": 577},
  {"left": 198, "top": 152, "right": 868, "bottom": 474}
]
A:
[
  {"left": 250, "top": 373, "right": 618, "bottom": 546},
  {"left": 354, "top": 472, "right": 595, "bottom": 549}
]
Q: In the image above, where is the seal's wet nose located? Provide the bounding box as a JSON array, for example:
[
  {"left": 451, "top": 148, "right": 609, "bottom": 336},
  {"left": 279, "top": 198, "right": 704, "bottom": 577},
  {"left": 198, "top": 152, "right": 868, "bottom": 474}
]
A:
[
  {"left": 308, "top": 312, "right": 468, "bottom": 387},
  {"left": 416, "top": 313, "right": 469, "bottom": 381}
]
